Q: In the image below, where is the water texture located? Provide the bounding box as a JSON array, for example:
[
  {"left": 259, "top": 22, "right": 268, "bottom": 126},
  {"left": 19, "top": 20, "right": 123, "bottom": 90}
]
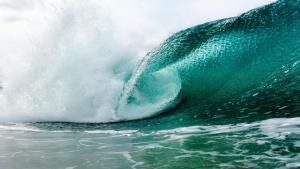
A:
[{"left": 0, "top": 0, "right": 300, "bottom": 168}]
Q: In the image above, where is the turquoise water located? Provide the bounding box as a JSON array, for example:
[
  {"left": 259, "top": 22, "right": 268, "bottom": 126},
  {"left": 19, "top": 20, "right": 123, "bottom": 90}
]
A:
[
  {"left": 0, "top": 116, "right": 300, "bottom": 168},
  {"left": 117, "top": 0, "right": 300, "bottom": 121},
  {"left": 1, "top": 0, "right": 300, "bottom": 168}
]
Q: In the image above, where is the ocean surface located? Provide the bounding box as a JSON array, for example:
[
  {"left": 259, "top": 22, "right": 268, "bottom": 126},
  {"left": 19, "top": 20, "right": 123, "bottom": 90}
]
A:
[
  {"left": 1, "top": 0, "right": 300, "bottom": 168},
  {"left": 0, "top": 117, "right": 300, "bottom": 169}
]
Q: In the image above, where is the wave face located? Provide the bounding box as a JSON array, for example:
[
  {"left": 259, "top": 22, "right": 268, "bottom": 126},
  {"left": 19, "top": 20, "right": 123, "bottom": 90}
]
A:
[{"left": 117, "top": 0, "right": 300, "bottom": 120}]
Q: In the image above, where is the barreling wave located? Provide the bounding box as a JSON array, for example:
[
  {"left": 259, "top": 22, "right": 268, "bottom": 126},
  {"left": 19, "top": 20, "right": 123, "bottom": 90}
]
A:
[
  {"left": 116, "top": 0, "right": 300, "bottom": 121},
  {"left": 1, "top": 0, "right": 299, "bottom": 123}
]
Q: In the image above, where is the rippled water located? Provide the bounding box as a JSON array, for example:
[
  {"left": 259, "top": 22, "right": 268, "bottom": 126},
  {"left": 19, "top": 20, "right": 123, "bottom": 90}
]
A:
[{"left": 0, "top": 117, "right": 299, "bottom": 169}]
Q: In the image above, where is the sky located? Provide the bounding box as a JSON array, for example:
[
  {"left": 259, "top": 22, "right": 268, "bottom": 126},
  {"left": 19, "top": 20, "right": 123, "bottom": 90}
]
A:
[{"left": 0, "top": 0, "right": 276, "bottom": 50}]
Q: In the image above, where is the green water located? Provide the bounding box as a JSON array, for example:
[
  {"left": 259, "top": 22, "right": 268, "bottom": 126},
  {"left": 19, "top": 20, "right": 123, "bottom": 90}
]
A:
[
  {"left": 0, "top": 116, "right": 300, "bottom": 169},
  {"left": 116, "top": 0, "right": 300, "bottom": 122}
]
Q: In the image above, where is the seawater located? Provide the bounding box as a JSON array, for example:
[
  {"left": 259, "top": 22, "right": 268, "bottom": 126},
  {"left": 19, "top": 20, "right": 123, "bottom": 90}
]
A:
[
  {"left": 0, "top": 118, "right": 300, "bottom": 168},
  {"left": 1, "top": 0, "right": 300, "bottom": 169}
]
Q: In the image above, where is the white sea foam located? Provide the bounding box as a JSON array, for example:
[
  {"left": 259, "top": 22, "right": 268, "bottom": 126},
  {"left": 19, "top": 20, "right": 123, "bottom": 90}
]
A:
[
  {"left": 0, "top": 123, "right": 75, "bottom": 133},
  {"left": 84, "top": 129, "right": 138, "bottom": 135},
  {"left": 156, "top": 117, "right": 300, "bottom": 139},
  {"left": 0, "top": 124, "right": 42, "bottom": 132},
  {"left": 260, "top": 117, "right": 300, "bottom": 139},
  {"left": 156, "top": 123, "right": 258, "bottom": 135}
]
